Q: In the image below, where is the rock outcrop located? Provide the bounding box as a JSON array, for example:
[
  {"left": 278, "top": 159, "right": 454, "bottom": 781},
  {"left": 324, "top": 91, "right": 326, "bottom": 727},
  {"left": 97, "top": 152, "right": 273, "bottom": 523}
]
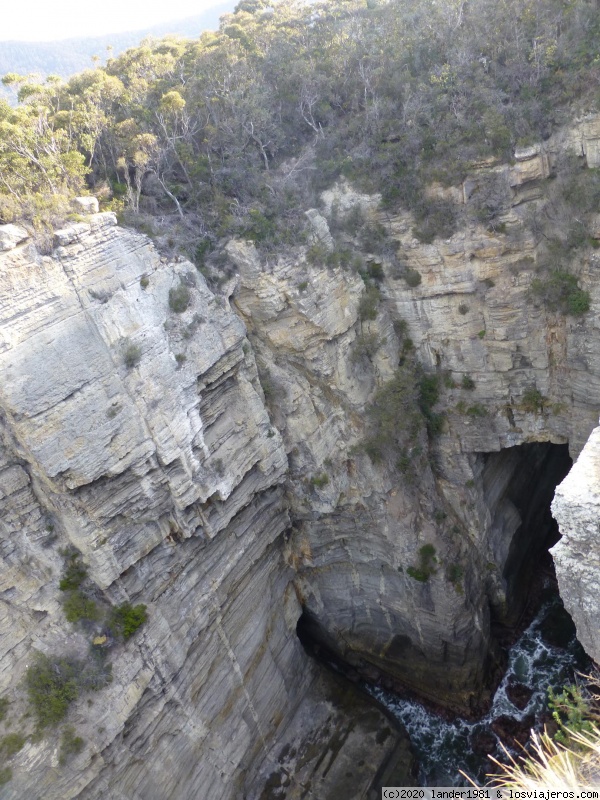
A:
[
  {"left": 3, "top": 113, "right": 600, "bottom": 797},
  {"left": 0, "top": 213, "right": 406, "bottom": 798},
  {"left": 552, "top": 426, "right": 600, "bottom": 665}
]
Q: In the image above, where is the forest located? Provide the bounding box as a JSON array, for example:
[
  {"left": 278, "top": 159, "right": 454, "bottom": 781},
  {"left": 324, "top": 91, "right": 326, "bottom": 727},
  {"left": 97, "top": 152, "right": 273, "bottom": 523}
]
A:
[{"left": 1, "top": 0, "right": 600, "bottom": 268}]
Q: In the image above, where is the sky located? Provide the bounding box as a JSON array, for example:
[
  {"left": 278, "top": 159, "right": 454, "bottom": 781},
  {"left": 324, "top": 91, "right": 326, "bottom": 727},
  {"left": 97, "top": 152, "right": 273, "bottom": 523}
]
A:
[{"left": 3, "top": 0, "right": 230, "bottom": 42}]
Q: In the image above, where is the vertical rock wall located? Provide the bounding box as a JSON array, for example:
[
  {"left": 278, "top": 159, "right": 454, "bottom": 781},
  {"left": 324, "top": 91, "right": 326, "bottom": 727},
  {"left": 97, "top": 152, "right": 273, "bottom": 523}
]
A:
[
  {"left": 552, "top": 426, "right": 600, "bottom": 666},
  {"left": 0, "top": 216, "right": 403, "bottom": 798}
]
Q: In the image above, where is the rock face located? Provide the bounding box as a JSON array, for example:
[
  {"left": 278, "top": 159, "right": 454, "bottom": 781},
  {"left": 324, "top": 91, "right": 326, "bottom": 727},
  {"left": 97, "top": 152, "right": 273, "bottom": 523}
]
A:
[
  {"left": 0, "top": 214, "right": 405, "bottom": 798},
  {"left": 551, "top": 426, "right": 600, "bottom": 665},
  {"left": 227, "top": 115, "right": 600, "bottom": 713},
  {"left": 4, "top": 114, "right": 600, "bottom": 796}
]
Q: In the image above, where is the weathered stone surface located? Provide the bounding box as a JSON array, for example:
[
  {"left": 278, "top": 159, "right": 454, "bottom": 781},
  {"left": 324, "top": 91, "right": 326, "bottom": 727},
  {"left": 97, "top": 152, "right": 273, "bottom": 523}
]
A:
[
  {"left": 0, "top": 223, "right": 28, "bottom": 251},
  {"left": 305, "top": 208, "right": 335, "bottom": 250},
  {"left": 73, "top": 196, "right": 100, "bottom": 215},
  {"left": 551, "top": 425, "right": 600, "bottom": 665},
  {"left": 0, "top": 220, "right": 405, "bottom": 799}
]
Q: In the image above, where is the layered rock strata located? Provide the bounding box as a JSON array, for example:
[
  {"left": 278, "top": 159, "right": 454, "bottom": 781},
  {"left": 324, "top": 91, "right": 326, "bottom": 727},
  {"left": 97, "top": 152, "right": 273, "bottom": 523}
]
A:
[
  {"left": 552, "top": 426, "right": 600, "bottom": 666},
  {"left": 0, "top": 215, "right": 404, "bottom": 798},
  {"left": 226, "top": 115, "right": 600, "bottom": 712}
]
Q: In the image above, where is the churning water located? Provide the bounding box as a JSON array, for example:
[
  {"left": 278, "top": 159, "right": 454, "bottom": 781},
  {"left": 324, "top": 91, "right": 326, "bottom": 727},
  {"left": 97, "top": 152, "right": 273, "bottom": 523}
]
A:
[{"left": 369, "top": 592, "right": 588, "bottom": 786}]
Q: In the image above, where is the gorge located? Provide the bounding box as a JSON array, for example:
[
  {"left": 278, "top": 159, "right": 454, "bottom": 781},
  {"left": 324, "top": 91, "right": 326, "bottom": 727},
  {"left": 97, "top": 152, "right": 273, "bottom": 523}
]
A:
[
  {"left": 3, "top": 0, "right": 600, "bottom": 790},
  {"left": 1, "top": 113, "right": 600, "bottom": 796}
]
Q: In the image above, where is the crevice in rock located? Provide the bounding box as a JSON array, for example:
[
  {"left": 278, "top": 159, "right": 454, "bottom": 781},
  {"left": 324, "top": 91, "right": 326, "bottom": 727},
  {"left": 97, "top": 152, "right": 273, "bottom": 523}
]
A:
[{"left": 480, "top": 441, "right": 573, "bottom": 629}]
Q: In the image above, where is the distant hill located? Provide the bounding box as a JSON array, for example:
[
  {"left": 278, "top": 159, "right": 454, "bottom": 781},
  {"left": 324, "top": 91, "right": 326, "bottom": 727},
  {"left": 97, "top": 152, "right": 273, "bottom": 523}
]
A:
[{"left": 0, "top": 4, "right": 233, "bottom": 103}]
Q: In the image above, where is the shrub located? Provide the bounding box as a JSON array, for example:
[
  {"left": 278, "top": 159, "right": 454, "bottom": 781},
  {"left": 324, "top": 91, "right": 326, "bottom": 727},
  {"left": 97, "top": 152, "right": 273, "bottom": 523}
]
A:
[
  {"left": 548, "top": 685, "right": 594, "bottom": 744},
  {"left": 361, "top": 365, "right": 423, "bottom": 462},
  {"left": 0, "top": 768, "right": 11, "bottom": 785},
  {"left": 59, "top": 726, "right": 84, "bottom": 764},
  {"left": 62, "top": 590, "right": 100, "bottom": 624},
  {"left": 59, "top": 555, "right": 87, "bottom": 592},
  {"left": 405, "top": 268, "right": 422, "bottom": 287},
  {"left": 461, "top": 374, "right": 475, "bottom": 390},
  {"left": 310, "top": 473, "right": 329, "bottom": 489},
  {"left": 0, "top": 733, "right": 26, "bottom": 759},
  {"left": 351, "top": 332, "right": 383, "bottom": 363},
  {"left": 447, "top": 563, "right": 464, "bottom": 594},
  {"left": 306, "top": 242, "right": 329, "bottom": 265},
  {"left": 123, "top": 343, "right": 141, "bottom": 370},
  {"left": 393, "top": 318, "right": 408, "bottom": 338},
  {"left": 458, "top": 303, "right": 469, "bottom": 315},
  {"left": 358, "top": 284, "right": 380, "bottom": 320},
  {"left": 109, "top": 603, "right": 148, "bottom": 639},
  {"left": 419, "top": 373, "right": 444, "bottom": 436},
  {"left": 25, "top": 654, "right": 80, "bottom": 728},
  {"left": 407, "top": 544, "right": 437, "bottom": 582},
  {"left": 175, "top": 353, "right": 186, "bottom": 367},
  {"left": 466, "top": 403, "right": 488, "bottom": 417},
  {"left": 140, "top": 275, "right": 149, "bottom": 289},
  {"left": 0, "top": 697, "right": 9, "bottom": 722},
  {"left": 443, "top": 372, "right": 456, "bottom": 389},
  {"left": 530, "top": 271, "right": 590, "bottom": 316},
  {"left": 522, "top": 386, "right": 545, "bottom": 413},
  {"left": 297, "top": 280, "right": 309, "bottom": 291},
  {"left": 169, "top": 283, "right": 191, "bottom": 313}
]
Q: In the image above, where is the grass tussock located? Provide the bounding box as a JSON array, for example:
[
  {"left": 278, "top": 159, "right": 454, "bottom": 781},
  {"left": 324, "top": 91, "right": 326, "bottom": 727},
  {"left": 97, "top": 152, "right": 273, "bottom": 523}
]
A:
[{"left": 486, "top": 726, "right": 600, "bottom": 789}]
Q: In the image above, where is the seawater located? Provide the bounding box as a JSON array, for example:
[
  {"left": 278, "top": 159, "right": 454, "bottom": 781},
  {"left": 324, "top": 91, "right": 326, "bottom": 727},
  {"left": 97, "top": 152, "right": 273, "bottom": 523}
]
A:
[{"left": 369, "top": 594, "right": 587, "bottom": 786}]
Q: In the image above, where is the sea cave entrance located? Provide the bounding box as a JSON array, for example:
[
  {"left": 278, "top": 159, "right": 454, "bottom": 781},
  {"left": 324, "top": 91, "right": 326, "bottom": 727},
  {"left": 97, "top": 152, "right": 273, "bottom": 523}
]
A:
[
  {"left": 480, "top": 441, "right": 573, "bottom": 629},
  {"left": 296, "top": 440, "right": 589, "bottom": 785}
]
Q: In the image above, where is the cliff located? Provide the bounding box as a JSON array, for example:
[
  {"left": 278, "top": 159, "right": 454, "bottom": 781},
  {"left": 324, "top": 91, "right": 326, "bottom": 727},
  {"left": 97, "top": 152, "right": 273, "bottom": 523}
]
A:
[
  {"left": 0, "top": 213, "right": 408, "bottom": 798},
  {"left": 2, "top": 113, "right": 600, "bottom": 796}
]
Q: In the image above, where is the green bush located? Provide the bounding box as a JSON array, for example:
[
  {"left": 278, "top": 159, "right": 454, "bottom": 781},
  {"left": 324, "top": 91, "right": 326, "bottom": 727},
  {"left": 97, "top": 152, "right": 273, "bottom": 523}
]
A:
[
  {"left": 407, "top": 544, "right": 437, "bottom": 582},
  {"left": 458, "top": 303, "right": 469, "bottom": 315},
  {"left": 405, "top": 268, "right": 422, "bottom": 288},
  {"left": 109, "top": 603, "right": 148, "bottom": 639},
  {"left": 418, "top": 373, "right": 444, "bottom": 436},
  {"left": 530, "top": 271, "right": 590, "bottom": 316},
  {"left": 351, "top": 332, "right": 383, "bottom": 363},
  {"left": 461, "top": 374, "right": 475, "bottom": 390},
  {"left": 310, "top": 473, "right": 330, "bottom": 489},
  {"left": 25, "top": 654, "right": 80, "bottom": 728},
  {"left": 0, "top": 733, "right": 26, "bottom": 759},
  {"left": 140, "top": 275, "right": 149, "bottom": 289},
  {"left": 361, "top": 365, "right": 423, "bottom": 462},
  {"left": 59, "top": 726, "right": 84, "bottom": 765},
  {"left": 548, "top": 684, "right": 594, "bottom": 744},
  {"left": 0, "top": 767, "right": 11, "bottom": 785},
  {"left": 123, "top": 343, "right": 142, "bottom": 370},
  {"left": 59, "top": 555, "right": 87, "bottom": 592},
  {"left": 358, "top": 284, "right": 380, "bottom": 320},
  {"left": 522, "top": 386, "right": 545, "bottom": 413},
  {"left": 62, "top": 590, "right": 100, "bottom": 624},
  {"left": 169, "top": 284, "right": 191, "bottom": 313},
  {"left": 466, "top": 403, "right": 488, "bottom": 417},
  {"left": 0, "top": 697, "right": 9, "bottom": 722}
]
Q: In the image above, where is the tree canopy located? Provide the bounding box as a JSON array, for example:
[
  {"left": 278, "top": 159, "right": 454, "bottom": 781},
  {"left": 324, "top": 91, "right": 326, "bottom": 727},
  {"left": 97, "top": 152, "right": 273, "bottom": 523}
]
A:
[{"left": 2, "top": 0, "right": 600, "bottom": 252}]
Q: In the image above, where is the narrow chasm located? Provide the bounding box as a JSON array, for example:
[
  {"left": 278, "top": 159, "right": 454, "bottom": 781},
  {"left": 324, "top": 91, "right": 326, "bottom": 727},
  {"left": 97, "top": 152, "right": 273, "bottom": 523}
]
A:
[
  {"left": 481, "top": 442, "right": 573, "bottom": 629},
  {"left": 297, "top": 441, "right": 590, "bottom": 786}
]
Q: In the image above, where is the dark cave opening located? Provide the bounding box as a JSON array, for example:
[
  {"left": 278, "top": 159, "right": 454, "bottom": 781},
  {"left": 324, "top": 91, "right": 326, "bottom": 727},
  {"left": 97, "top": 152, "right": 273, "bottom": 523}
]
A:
[
  {"left": 295, "top": 441, "right": 590, "bottom": 786},
  {"left": 296, "top": 441, "right": 580, "bottom": 714},
  {"left": 480, "top": 441, "right": 573, "bottom": 630}
]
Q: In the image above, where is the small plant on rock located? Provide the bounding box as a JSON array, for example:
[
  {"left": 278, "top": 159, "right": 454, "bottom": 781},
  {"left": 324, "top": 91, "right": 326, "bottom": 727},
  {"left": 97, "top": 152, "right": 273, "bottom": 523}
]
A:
[
  {"left": 169, "top": 283, "right": 191, "bottom": 313},
  {"left": 0, "top": 733, "right": 26, "bottom": 759},
  {"left": 407, "top": 544, "right": 437, "bottom": 582},
  {"left": 522, "top": 386, "right": 545, "bottom": 413},
  {"left": 59, "top": 726, "right": 84, "bottom": 764},
  {"left": 109, "top": 603, "right": 148, "bottom": 639},
  {"left": 123, "top": 343, "right": 141, "bottom": 370},
  {"left": 59, "top": 553, "right": 87, "bottom": 592},
  {"left": 405, "top": 268, "right": 422, "bottom": 288}
]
